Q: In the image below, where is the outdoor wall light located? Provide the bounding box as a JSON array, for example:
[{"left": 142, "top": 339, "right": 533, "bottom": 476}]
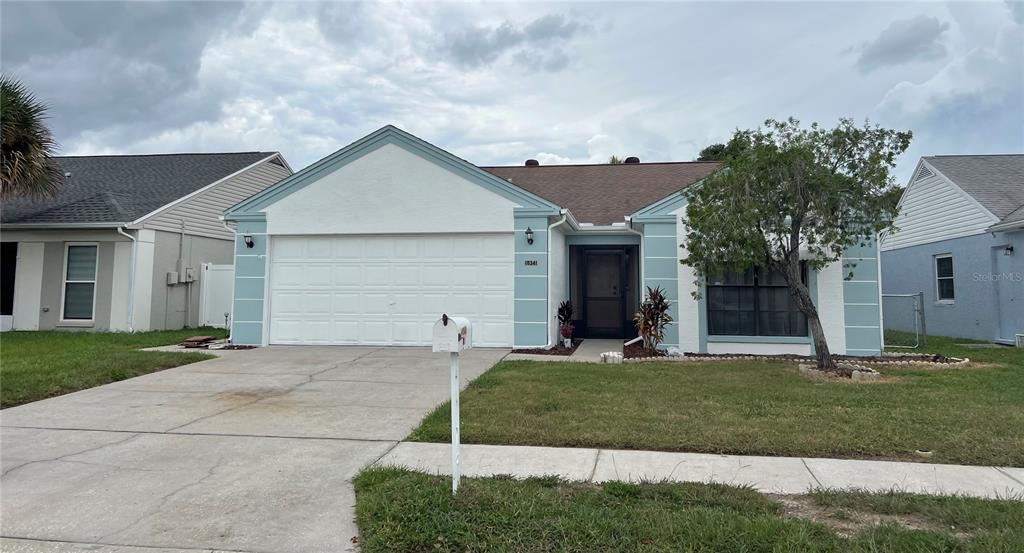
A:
[
  {"left": 525, "top": 227, "right": 534, "bottom": 245},
  {"left": 1005, "top": 245, "right": 1015, "bottom": 256},
  {"left": 243, "top": 234, "right": 255, "bottom": 248}
]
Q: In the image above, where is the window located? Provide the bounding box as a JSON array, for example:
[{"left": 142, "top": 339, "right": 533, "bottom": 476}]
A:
[
  {"left": 61, "top": 244, "right": 98, "bottom": 320},
  {"left": 935, "top": 254, "right": 954, "bottom": 302},
  {"left": 706, "top": 265, "right": 808, "bottom": 337}
]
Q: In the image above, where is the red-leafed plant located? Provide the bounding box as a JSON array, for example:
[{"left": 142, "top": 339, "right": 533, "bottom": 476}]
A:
[
  {"left": 557, "top": 300, "right": 574, "bottom": 339},
  {"left": 634, "top": 286, "right": 673, "bottom": 353}
]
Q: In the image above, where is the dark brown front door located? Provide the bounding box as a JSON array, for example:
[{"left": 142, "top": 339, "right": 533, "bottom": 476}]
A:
[{"left": 582, "top": 248, "right": 628, "bottom": 338}]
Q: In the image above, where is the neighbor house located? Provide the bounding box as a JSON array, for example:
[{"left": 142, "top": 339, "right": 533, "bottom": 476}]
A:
[
  {"left": 881, "top": 154, "right": 1023, "bottom": 344},
  {"left": 223, "top": 125, "right": 883, "bottom": 355},
  {"left": 1, "top": 152, "right": 292, "bottom": 332}
]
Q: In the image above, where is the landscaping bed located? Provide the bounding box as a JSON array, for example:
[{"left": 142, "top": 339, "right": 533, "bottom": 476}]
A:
[
  {"left": 623, "top": 342, "right": 666, "bottom": 359},
  {"left": 678, "top": 351, "right": 962, "bottom": 364},
  {"left": 0, "top": 328, "right": 227, "bottom": 408},
  {"left": 355, "top": 467, "right": 1024, "bottom": 552},
  {"left": 511, "top": 339, "right": 582, "bottom": 356}
]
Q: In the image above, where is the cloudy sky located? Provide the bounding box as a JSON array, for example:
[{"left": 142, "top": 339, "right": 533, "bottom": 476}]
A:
[{"left": 3, "top": 1, "right": 1021, "bottom": 182}]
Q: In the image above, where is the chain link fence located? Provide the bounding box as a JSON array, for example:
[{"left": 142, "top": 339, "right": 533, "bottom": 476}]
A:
[{"left": 882, "top": 292, "right": 927, "bottom": 349}]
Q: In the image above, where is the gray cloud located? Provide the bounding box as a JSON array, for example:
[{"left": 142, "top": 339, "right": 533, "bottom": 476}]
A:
[
  {"left": 1008, "top": 0, "right": 1024, "bottom": 25},
  {"left": 442, "top": 13, "right": 585, "bottom": 70},
  {"left": 855, "top": 15, "right": 950, "bottom": 73},
  {"left": 1, "top": 1, "right": 256, "bottom": 143}
]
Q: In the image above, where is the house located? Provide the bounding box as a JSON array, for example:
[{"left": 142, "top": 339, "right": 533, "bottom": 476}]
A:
[
  {"left": 1, "top": 152, "right": 292, "bottom": 332},
  {"left": 223, "top": 125, "right": 883, "bottom": 356},
  {"left": 881, "top": 154, "right": 1023, "bottom": 344}
]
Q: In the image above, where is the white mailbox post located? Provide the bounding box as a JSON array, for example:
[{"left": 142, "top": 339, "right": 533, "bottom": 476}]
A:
[{"left": 432, "top": 314, "right": 471, "bottom": 493}]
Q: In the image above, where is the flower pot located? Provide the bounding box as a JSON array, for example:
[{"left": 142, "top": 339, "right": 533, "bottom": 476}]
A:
[{"left": 563, "top": 338, "right": 571, "bottom": 348}]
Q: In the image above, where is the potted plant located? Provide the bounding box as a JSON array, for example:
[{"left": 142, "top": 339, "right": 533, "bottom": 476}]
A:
[{"left": 557, "top": 300, "right": 574, "bottom": 348}]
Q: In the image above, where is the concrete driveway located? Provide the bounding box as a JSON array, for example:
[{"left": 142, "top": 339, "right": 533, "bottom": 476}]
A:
[{"left": 1, "top": 346, "right": 507, "bottom": 552}]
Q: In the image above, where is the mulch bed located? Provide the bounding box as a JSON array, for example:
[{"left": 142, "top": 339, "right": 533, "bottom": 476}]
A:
[
  {"left": 624, "top": 343, "right": 667, "bottom": 359},
  {"left": 681, "top": 352, "right": 956, "bottom": 364},
  {"left": 512, "top": 339, "right": 583, "bottom": 356}
]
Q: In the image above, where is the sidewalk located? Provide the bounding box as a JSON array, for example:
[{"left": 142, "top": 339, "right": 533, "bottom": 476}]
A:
[
  {"left": 506, "top": 338, "right": 624, "bottom": 363},
  {"left": 376, "top": 442, "right": 1024, "bottom": 499}
]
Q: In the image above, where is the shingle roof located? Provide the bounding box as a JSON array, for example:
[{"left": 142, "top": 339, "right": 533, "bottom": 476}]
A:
[
  {"left": 925, "top": 154, "right": 1024, "bottom": 226},
  {"left": 2, "top": 152, "right": 275, "bottom": 225},
  {"left": 482, "top": 162, "right": 720, "bottom": 225}
]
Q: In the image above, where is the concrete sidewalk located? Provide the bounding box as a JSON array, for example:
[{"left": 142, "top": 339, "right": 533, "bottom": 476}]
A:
[{"left": 377, "top": 442, "right": 1024, "bottom": 499}]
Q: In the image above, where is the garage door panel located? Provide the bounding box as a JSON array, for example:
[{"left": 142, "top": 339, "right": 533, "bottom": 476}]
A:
[{"left": 269, "top": 235, "right": 513, "bottom": 346}]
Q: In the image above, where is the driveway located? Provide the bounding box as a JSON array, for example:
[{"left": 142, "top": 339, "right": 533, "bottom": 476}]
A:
[{"left": 1, "top": 346, "right": 507, "bottom": 552}]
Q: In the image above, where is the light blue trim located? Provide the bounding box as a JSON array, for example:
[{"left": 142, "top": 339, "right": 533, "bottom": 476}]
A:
[
  {"left": 642, "top": 220, "right": 679, "bottom": 348},
  {"left": 514, "top": 212, "right": 551, "bottom": 347},
  {"left": 643, "top": 235, "right": 677, "bottom": 258},
  {"left": 631, "top": 190, "right": 688, "bottom": 222},
  {"left": 565, "top": 234, "right": 640, "bottom": 246},
  {"left": 225, "top": 125, "right": 560, "bottom": 220},
  {"left": 706, "top": 335, "right": 812, "bottom": 344},
  {"left": 514, "top": 299, "right": 548, "bottom": 322},
  {"left": 514, "top": 324, "right": 548, "bottom": 347},
  {"left": 231, "top": 322, "right": 263, "bottom": 345},
  {"left": 842, "top": 235, "right": 882, "bottom": 356}
]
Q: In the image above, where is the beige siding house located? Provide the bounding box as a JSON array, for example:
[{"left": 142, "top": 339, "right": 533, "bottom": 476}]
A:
[{"left": 1, "top": 152, "right": 292, "bottom": 332}]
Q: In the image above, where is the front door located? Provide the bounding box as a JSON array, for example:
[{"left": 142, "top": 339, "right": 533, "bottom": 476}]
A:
[{"left": 582, "top": 248, "right": 628, "bottom": 338}]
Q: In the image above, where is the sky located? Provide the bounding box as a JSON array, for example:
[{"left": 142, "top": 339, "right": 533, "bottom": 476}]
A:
[{"left": 2, "top": 1, "right": 1022, "bottom": 183}]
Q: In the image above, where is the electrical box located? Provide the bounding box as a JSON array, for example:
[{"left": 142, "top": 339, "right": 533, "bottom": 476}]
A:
[
  {"left": 184, "top": 267, "right": 196, "bottom": 282},
  {"left": 166, "top": 271, "right": 179, "bottom": 285},
  {"left": 432, "top": 314, "right": 471, "bottom": 353}
]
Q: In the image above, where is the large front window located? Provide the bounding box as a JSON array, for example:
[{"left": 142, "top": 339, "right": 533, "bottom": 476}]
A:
[{"left": 706, "top": 265, "right": 808, "bottom": 337}]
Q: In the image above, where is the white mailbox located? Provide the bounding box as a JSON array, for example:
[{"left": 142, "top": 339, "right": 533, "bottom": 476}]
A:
[{"left": 432, "top": 314, "right": 472, "bottom": 353}]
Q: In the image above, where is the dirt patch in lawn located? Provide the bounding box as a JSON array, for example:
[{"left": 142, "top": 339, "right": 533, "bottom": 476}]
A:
[
  {"left": 772, "top": 495, "right": 958, "bottom": 538},
  {"left": 512, "top": 339, "right": 583, "bottom": 356}
]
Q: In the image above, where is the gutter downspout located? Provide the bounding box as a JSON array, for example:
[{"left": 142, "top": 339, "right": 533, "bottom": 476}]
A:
[
  {"left": 116, "top": 226, "right": 137, "bottom": 332},
  {"left": 623, "top": 217, "right": 645, "bottom": 346},
  {"left": 544, "top": 211, "right": 569, "bottom": 348},
  {"left": 222, "top": 219, "right": 235, "bottom": 341}
]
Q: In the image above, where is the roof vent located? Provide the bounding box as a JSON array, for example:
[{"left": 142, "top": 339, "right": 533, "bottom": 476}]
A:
[
  {"left": 525, "top": 159, "right": 540, "bottom": 166},
  {"left": 624, "top": 156, "right": 640, "bottom": 164}
]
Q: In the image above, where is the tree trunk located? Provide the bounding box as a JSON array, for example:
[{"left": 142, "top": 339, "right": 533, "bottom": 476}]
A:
[{"left": 783, "top": 260, "right": 836, "bottom": 370}]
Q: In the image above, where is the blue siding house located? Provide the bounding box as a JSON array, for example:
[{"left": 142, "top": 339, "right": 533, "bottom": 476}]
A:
[
  {"left": 881, "top": 155, "right": 1023, "bottom": 344},
  {"left": 223, "top": 125, "right": 883, "bottom": 355}
]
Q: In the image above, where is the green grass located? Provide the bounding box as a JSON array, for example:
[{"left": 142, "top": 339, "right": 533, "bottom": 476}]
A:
[
  {"left": 885, "top": 330, "right": 1023, "bottom": 366},
  {"left": 354, "top": 467, "right": 1024, "bottom": 552},
  {"left": 0, "top": 328, "right": 226, "bottom": 408},
  {"left": 410, "top": 335, "right": 1023, "bottom": 466}
]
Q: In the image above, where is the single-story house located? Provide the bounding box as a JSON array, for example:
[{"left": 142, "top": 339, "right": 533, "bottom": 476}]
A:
[
  {"left": 1, "top": 152, "right": 292, "bottom": 332},
  {"left": 224, "top": 125, "right": 883, "bottom": 356},
  {"left": 881, "top": 154, "right": 1023, "bottom": 344}
]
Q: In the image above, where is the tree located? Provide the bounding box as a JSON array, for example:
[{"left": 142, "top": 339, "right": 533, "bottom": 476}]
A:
[
  {"left": 608, "top": 155, "right": 624, "bottom": 164},
  {"left": 697, "top": 143, "right": 727, "bottom": 161},
  {"left": 681, "top": 118, "right": 910, "bottom": 370},
  {"left": 1, "top": 75, "right": 61, "bottom": 198}
]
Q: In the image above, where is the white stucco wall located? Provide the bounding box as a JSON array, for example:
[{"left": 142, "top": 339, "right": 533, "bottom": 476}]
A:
[
  {"left": 676, "top": 216, "right": 701, "bottom": 352},
  {"left": 108, "top": 241, "right": 132, "bottom": 331},
  {"left": 816, "top": 260, "right": 848, "bottom": 354},
  {"left": 549, "top": 224, "right": 568, "bottom": 343},
  {"left": 265, "top": 143, "right": 519, "bottom": 235}
]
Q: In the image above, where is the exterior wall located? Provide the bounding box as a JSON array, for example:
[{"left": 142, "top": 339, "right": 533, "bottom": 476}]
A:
[
  {"left": 882, "top": 230, "right": 1023, "bottom": 342},
  {"left": 264, "top": 143, "right": 518, "bottom": 236},
  {"left": 643, "top": 221, "right": 679, "bottom": 348},
  {"left": 548, "top": 224, "right": 568, "bottom": 344},
  {"left": 149, "top": 230, "right": 234, "bottom": 330},
  {"left": 881, "top": 162, "right": 998, "bottom": 251},
  {"left": 2, "top": 229, "right": 131, "bottom": 331},
  {"left": 842, "top": 237, "right": 883, "bottom": 355},
  {"left": 144, "top": 158, "right": 291, "bottom": 240},
  {"left": 514, "top": 215, "right": 549, "bottom": 347},
  {"left": 229, "top": 220, "right": 268, "bottom": 345}
]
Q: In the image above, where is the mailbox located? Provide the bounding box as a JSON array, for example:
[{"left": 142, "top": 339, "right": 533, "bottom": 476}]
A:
[{"left": 432, "top": 314, "right": 471, "bottom": 353}]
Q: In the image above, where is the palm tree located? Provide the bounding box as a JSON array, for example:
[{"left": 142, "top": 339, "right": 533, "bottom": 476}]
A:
[
  {"left": 608, "top": 155, "right": 624, "bottom": 164},
  {"left": 1, "top": 75, "right": 61, "bottom": 198}
]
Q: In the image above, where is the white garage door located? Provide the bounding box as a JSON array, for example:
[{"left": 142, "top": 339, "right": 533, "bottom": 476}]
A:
[{"left": 268, "top": 235, "right": 514, "bottom": 347}]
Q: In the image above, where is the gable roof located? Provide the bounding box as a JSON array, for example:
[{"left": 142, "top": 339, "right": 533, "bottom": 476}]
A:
[
  {"left": 924, "top": 154, "right": 1024, "bottom": 228},
  {"left": 225, "top": 125, "right": 560, "bottom": 221},
  {"left": 482, "top": 162, "right": 719, "bottom": 225},
  {"left": 2, "top": 152, "right": 277, "bottom": 226}
]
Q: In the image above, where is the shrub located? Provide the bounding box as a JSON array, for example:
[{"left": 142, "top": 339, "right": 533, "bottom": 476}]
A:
[
  {"left": 557, "top": 300, "right": 574, "bottom": 339},
  {"left": 634, "top": 286, "right": 673, "bottom": 353}
]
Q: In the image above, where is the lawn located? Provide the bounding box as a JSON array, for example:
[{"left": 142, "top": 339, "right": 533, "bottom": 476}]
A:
[
  {"left": 0, "top": 328, "right": 226, "bottom": 408},
  {"left": 410, "top": 333, "right": 1024, "bottom": 466},
  {"left": 355, "top": 467, "right": 1024, "bottom": 552}
]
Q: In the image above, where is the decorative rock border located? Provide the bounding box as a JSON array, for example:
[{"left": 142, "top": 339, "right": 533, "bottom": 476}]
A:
[
  {"left": 798, "top": 362, "right": 882, "bottom": 381},
  {"left": 625, "top": 352, "right": 970, "bottom": 366}
]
